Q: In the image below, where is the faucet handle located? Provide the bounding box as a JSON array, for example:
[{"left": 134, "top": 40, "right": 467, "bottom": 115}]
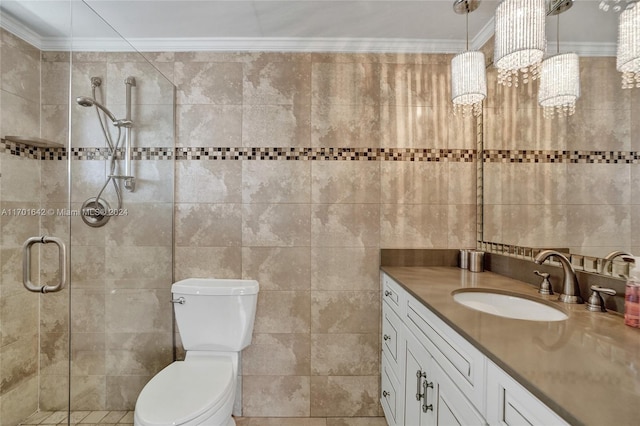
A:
[
  {"left": 586, "top": 285, "right": 616, "bottom": 312},
  {"left": 534, "top": 270, "right": 553, "bottom": 295}
]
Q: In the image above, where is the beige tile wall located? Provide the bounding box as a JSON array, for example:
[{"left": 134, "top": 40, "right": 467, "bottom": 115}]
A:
[
  {"left": 0, "top": 29, "right": 43, "bottom": 425},
  {"left": 171, "top": 52, "right": 478, "bottom": 418},
  {"left": 483, "top": 55, "right": 638, "bottom": 257}
]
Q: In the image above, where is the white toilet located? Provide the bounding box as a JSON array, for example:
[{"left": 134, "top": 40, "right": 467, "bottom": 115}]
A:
[{"left": 134, "top": 278, "right": 259, "bottom": 426}]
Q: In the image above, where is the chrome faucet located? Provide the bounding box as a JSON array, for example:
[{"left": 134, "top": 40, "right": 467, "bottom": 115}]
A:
[
  {"left": 534, "top": 250, "right": 583, "bottom": 304},
  {"left": 600, "top": 250, "right": 633, "bottom": 275}
]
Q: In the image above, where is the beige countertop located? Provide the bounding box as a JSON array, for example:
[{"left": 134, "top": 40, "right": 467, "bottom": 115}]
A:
[{"left": 381, "top": 266, "right": 640, "bottom": 426}]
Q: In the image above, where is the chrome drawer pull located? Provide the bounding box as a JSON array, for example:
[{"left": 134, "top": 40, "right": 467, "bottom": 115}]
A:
[
  {"left": 422, "top": 379, "right": 434, "bottom": 412},
  {"left": 416, "top": 370, "right": 427, "bottom": 401}
]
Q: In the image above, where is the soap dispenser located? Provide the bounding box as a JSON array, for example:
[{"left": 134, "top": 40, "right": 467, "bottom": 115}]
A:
[{"left": 624, "top": 257, "right": 640, "bottom": 328}]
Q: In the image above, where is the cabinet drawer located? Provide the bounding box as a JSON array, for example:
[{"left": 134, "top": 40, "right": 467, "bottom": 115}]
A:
[
  {"left": 486, "top": 361, "right": 568, "bottom": 426},
  {"left": 405, "top": 297, "right": 486, "bottom": 412},
  {"left": 382, "top": 304, "right": 402, "bottom": 369},
  {"left": 381, "top": 355, "right": 402, "bottom": 426},
  {"left": 382, "top": 272, "right": 404, "bottom": 315}
]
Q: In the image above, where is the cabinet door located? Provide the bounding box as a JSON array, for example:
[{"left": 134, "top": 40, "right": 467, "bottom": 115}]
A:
[
  {"left": 431, "top": 359, "right": 487, "bottom": 426},
  {"left": 406, "top": 336, "right": 486, "bottom": 426},
  {"left": 405, "top": 338, "right": 433, "bottom": 426},
  {"left": 486, "top": 361, "right": 568, "bottom": 426}
]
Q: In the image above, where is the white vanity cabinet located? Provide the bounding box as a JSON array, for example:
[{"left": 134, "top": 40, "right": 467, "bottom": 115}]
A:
[
  {"left": 381, "top": 272, "right": 485, "bottom": 426},
  {"left": 405, "top": 335, "right": 485, "bottom": 426},
  {"left": 381, "top": 271, "right": 569, "bottom": 426}
]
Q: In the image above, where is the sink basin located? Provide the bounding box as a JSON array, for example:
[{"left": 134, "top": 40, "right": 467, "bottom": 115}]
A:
[{"left": 452, "top": 289, "right": 568, "bottom": 321}]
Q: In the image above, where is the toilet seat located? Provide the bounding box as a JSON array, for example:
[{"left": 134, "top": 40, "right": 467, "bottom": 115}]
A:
[{"left": 134, "top": 357, "right": 234, "bottom": 426}]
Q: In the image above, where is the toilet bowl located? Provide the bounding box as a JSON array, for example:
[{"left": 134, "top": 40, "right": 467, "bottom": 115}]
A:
[
  {"left": 134, "top": 279, "right": 259, "bottom": 426},
  {"left": 134, "top": 356, "right": 235, "bottom": 426}
]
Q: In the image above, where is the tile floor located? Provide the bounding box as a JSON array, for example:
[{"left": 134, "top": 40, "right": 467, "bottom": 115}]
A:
[
  {"left": 20, "top": 411, "right": 134, "bottom": 425},
  {"left": 20, "top": 411, "right": 387, "bottom": 426}
]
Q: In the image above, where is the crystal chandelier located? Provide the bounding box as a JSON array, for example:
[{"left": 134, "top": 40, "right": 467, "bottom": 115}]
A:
[
  {"left": 494, "top": 0, "right": 546, "bottom": 87},
  {"left": 537, "top": 0, "right": 580, "bottom": 118},
  {"left": 617, "top": 4, "right": 640, "bottom": 89},
  {"left": 538, "top": 53, "right": 580, "bottom": 118},
  {"left": 452, "top": 52, "right": 487, "bottom": 116},
  {"left": 451, "top": 0, "right": 487, "bottom": 117}
]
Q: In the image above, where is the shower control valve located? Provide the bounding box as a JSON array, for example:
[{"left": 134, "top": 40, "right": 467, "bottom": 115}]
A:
[{"left": 124, "top": 177, "right": 136, "bottom": 192}]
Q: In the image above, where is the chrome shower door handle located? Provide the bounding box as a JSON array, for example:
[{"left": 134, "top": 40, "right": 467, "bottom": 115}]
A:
[{"left": 22, "top": 236, "right": 68, "bottom": 293}]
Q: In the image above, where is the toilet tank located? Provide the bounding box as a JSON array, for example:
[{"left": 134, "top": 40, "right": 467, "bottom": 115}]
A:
[{"left": 171, "top": 278, "right": 259, "bottom": 352}]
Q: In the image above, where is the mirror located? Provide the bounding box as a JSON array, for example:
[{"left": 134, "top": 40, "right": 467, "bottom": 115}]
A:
[{"left": 481, "top": 52, "right": 638, "bottom": 269}]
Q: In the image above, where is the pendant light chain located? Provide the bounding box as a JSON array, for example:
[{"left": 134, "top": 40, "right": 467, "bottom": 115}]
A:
[
  {"left": 556, "top": 14, "right": 560, "bottom": 54},
  {"left": 466, "top": 10, "right": 469, "bottom": 51}
]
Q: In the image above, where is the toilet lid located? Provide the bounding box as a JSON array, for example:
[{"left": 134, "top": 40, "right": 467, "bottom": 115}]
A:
[{"left": 135, "top": 357, "right": 234, "bottom": 426}]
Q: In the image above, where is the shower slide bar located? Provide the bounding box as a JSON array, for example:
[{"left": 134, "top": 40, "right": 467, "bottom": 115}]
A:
[{"left": 22, "top": 236, "right": 67, "bottom": 293}]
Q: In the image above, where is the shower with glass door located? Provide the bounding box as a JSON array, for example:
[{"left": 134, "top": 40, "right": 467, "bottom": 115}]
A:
[{"left": 0, "top": 1, "right": 176, "bottom": 424}]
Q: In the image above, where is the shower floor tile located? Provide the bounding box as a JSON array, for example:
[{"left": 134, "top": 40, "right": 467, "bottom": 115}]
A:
[
  {"left": 21, "top": 412, "right": 385, "bottom": 426},
  {"left": 20, "top": 411, "right": 134, "bottom": 425}
]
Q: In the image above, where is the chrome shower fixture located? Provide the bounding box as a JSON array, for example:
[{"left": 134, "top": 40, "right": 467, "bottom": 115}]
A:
[
  {"left": 76, "top": 96, "right": 132, "bottom": 128},
  {"left": 76, "top": 96, "right": 117, "bottom": 122},
  {"left": 81, "top": 197, "right": 112, "bottom": 228},
  {"left": 77, "top": 76, "right": 137, "bottom": 228},
  {"left": 122, "top": 76, "right": 136, "bottom": 191}
]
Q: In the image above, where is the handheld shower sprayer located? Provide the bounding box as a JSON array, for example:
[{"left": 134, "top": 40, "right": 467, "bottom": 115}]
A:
[
  {"left": 76, "top": 96, "right": 117, "bottom": 122},
  {"left": 75, "top": 96, "right": 132, "bottom": 128}
]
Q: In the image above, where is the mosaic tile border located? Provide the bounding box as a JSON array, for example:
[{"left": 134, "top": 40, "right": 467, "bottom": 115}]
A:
[
  {"left": 0, "top": 140, "right": 65, "bottom": 160},
  {"left": 1, "top": 143, "right": 477, "bottom": 162},
  {"left": 483, "top": 149, "right": 640, "bottom": 164},
  {"left": 479, "top": 240, "right": 629, "bottom": 277},
  {"left": 5, "top": 143, "right": 640, "bottom": 164},
  {"left": 71, "top": 147, "right": 174, "bottom": 161},
  {"left": 174, "top": 147, "right": 475, "bottom": 161}
]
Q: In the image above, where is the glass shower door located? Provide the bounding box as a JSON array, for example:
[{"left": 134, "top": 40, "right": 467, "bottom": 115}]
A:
[
  {"left": 67, "top": 1, "right": 176, "bottom": 416},
  {"left": 0, "top": 1, "right": 175, "bottom": 424},
  {"left": 0, "top": 1, "right": 73, "bottom": 424}
]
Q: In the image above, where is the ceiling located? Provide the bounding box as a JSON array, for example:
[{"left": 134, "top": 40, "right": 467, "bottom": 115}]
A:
[{"left": 0, "top": 1, "right": 621, "bottom": 54}]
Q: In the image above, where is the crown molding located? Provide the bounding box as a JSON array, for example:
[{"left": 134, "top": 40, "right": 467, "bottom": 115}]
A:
[
  {"left": 41, "top": 37, "right": 137, "bottom": 52},
  {"left": 39, "top": 36, "right": 619, "bottom": 57},
  {"left": 0, "top": 12, "right": 44, "bottom": 50},
  {"left": 548, "top": 41, "right": 617, "bottom": 57},
  {"left": 0, "top": 14, "right": 617, "bottom": 57},
  {"left": 38, "top": 36, "right": 466, "bottom": 54}
]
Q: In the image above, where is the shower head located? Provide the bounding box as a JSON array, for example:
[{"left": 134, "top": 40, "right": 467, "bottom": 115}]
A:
[
  {"left": 76, "top": 96, "right": 94, "bottom": 107},
  {"left": 76, "top": 96, "right": 117, "bottom": 123}
]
